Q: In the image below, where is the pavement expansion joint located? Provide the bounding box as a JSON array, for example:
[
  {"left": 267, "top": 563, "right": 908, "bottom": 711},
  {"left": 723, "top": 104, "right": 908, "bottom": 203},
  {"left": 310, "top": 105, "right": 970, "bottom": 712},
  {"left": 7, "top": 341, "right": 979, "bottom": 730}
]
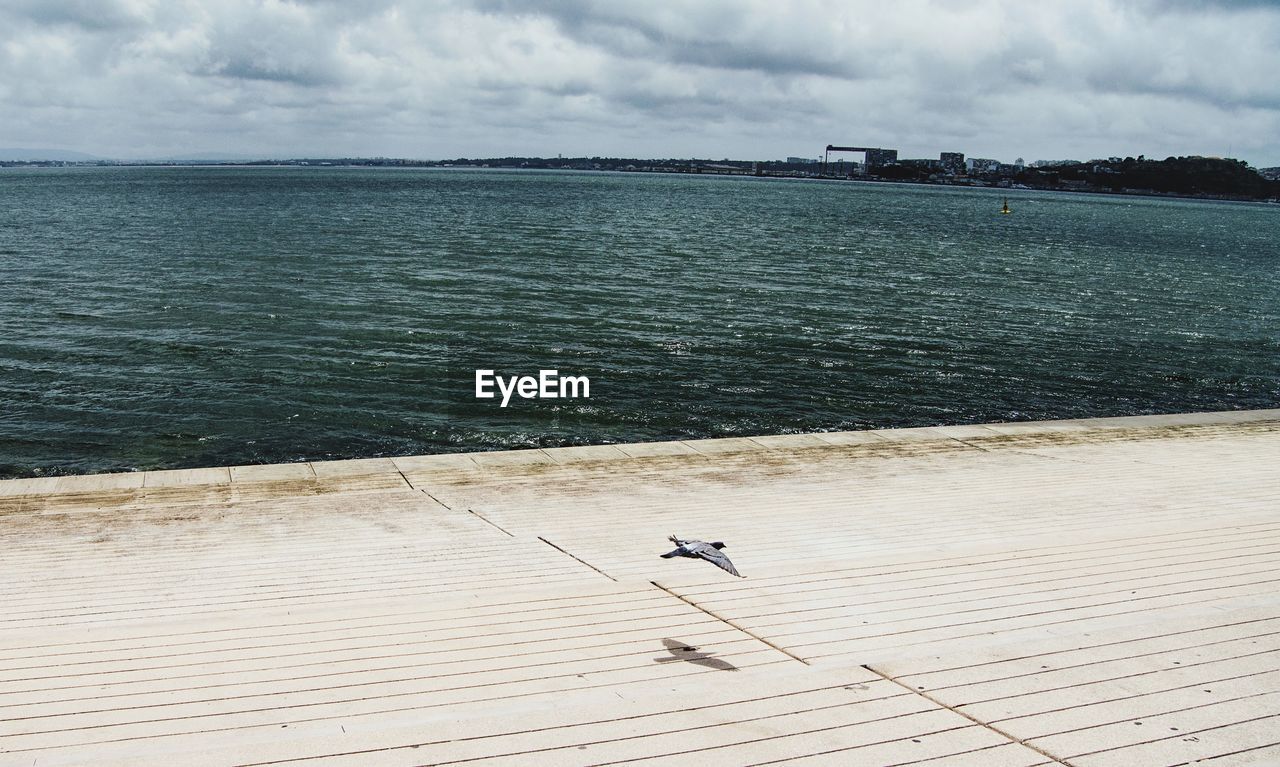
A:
[
  {"left": 417, "top": 488, "right": 453, "bottom": 510},
  {"left": 650, "top": 580, "right": 812, "bottom": 667},
  {"left": 539, "top": 535, "right": 619, "bottom": 581},
  {"left": 863, "top": 663, "right": 1075, "bottom": 766},
  {"left": 952, "top": 436, "right": 994, "bottom": 453},
  {"left": 466, "top": 508, "right": 514, "bottom": 537}
]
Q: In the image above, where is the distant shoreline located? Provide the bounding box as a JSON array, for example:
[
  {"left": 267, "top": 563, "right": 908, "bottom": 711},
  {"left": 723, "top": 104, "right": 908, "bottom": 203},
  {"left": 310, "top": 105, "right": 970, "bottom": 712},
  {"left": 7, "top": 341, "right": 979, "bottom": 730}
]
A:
[{"left": 4, "top": 159, "right": 1277, "bottom": 206}]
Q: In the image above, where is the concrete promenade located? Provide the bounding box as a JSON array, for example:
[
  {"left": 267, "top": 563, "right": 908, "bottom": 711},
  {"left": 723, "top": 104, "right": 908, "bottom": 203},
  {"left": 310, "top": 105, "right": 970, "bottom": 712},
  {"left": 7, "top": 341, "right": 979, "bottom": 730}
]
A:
[{"left": 2, "top": 409, "right": 1279, "bottom": 766}]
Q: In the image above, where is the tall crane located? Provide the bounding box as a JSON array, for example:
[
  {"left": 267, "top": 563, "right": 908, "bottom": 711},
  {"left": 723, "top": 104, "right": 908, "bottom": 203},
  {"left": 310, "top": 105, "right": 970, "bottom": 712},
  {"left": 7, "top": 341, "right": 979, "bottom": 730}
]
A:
[{"left": 822, "top": 145, "right": 874, "bottom": 176}]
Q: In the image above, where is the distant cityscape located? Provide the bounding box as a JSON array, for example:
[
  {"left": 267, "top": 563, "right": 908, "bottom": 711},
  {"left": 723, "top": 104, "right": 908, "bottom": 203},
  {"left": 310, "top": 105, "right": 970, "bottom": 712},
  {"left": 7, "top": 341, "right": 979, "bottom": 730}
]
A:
[{"left": 3, "top": 145, "right": 1278, "bottom": 202}]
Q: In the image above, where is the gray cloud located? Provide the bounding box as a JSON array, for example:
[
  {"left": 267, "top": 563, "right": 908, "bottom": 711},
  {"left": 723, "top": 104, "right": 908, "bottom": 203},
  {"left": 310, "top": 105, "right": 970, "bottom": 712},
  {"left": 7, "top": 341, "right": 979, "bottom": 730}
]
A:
[
  {"left": 477, "top": 0, "right": 868, "bottom": 79},
  {"left": 4, "top": 0, "right": 146, "bottom": 31},
  {"left": 1147, "top": 0, "right": 1280, "bottom": 10},
  {"left": 0, "top": 0, "right": 1277, "bottom": 165}
]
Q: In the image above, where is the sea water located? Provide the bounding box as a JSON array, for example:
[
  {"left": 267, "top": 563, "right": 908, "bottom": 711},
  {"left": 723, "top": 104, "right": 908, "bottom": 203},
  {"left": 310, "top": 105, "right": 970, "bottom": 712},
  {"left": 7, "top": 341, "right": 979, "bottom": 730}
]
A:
[{"left": 1, "top": 166, "right": 1277, "bottom": 476}]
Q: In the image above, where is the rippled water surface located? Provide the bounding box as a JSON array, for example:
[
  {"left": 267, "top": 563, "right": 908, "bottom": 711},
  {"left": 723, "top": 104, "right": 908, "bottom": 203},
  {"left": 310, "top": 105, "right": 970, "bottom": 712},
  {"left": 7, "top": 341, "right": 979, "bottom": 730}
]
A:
[{"left": 1, "top": 167, "right": 1277, "bottom": 476}]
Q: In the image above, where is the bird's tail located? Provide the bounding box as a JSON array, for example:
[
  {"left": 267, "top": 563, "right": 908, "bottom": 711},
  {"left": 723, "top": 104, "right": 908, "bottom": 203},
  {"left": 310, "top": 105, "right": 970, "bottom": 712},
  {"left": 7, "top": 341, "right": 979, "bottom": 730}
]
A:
[{"left": 659, "top": 551, "right": 679, "bottom": 558}]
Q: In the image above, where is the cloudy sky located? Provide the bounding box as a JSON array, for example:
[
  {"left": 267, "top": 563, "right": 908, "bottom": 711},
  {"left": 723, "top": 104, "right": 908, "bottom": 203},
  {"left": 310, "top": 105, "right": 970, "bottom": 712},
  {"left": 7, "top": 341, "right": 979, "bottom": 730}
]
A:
[{"left": 2, "top": 0, "right": 1278, "bottom": 165}]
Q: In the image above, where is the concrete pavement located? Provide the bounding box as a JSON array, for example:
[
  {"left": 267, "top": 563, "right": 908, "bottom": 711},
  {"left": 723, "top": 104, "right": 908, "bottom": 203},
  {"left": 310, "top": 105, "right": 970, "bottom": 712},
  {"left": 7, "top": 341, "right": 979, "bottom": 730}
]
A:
[{"left": 3, "top": 410, "right": 1278, "bottom": 765}]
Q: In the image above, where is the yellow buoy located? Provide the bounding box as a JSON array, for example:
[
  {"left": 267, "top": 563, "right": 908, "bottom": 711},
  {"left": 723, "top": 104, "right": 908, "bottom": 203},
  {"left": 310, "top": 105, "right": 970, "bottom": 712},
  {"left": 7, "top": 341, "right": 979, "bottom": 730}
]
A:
[{"left": 1000, "top": 198, "right": 1012, "bottom": 214}]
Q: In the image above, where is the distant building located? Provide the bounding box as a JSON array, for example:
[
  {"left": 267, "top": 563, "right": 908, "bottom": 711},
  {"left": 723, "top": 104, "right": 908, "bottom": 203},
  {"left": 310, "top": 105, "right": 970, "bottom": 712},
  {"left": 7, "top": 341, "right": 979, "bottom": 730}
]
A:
[
  {"left": 939, "top": 152, "right": 965, "bottom": 174},
  {"left": 966, "top": 157, "right": 1001, "bottom": 174},
  {"left": 864, "top": 148, "right": 898, "bottom": 168},
  {"left": 900, "top": 158, "right": 941, "bottom": 170},
  {"left": 786, "top": 156, "right": 818, "bottom": 164},
  {"left": 1030, "top": 159, "right": 1081, "bottom": 168}
]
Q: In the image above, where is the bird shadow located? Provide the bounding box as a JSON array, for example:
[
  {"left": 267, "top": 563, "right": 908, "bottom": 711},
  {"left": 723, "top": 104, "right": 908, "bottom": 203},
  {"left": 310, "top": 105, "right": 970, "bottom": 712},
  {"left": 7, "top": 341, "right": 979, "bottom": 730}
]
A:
[{"left": 653, "top": 638, "right": 739, "bottom": 672}]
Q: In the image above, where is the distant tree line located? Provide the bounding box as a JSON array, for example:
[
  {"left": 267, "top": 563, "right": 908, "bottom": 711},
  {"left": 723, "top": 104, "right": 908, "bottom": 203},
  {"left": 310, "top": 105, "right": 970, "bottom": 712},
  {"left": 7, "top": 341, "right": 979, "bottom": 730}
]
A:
[
  {"left": 8, "top": 153, "right": 1277, "bottom": 200},
  {"left": 1036, "top": 156, "right": 1277, "bottom": 198}
]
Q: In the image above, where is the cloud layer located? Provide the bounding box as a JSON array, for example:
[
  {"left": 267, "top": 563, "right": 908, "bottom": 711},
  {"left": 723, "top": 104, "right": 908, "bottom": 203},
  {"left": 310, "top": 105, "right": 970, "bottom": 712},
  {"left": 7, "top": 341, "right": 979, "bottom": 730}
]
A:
[{"left": 2, "top": 0, "right": 1278, "bottom": 165}]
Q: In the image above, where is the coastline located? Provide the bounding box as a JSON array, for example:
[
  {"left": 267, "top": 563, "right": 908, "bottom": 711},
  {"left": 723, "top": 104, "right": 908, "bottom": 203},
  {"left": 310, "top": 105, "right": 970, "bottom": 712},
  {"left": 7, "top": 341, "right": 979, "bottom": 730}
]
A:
[
  {"left": 4, "top": 163, "right": 1277, "bottom": 206},
  {"left": 3, "top": 407, "right": 1276, "bottom": 497}
]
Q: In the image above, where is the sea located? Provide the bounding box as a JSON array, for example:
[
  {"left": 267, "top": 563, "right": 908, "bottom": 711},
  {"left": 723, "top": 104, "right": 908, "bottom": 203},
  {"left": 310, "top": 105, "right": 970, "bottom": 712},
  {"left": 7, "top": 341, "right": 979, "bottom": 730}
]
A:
[{"left": 1, "top": 166, "right": 1277, "bottom": 478}]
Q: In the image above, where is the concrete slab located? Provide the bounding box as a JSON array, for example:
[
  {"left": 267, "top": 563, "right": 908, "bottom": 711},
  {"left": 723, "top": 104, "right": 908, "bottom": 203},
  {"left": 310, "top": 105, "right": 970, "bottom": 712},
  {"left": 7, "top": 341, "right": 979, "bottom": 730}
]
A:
[
  {"left": 869, "top": 604, "right": 1280, "bottom": 766},
  {"left": 0, "top": 472, "right": 145, "bottom": 497},
  {"left": 391, "top": 452, "right": 479, "bottom": 472},
  {"left": 540, "top": 444, "right": 632, "bottom": 463},
  {"left": 869, "top": 425, "right": 975, "bottom": 443},
  {"left": 22, "top": 661, "right": 1048, "bottom": 767},
  {"left": 977, "top": 419, "right": 1095, "bottom": 435},
  {"left": 309, "top": 457, "right": 401, "bottom": 479},
  {"left": 614, "top": 440, "right": 703, "bottom": 458},
  {"left": 467, "top": 449, "right": 558, "bottom": 468},
  {"left": 54, "top": 471, "right": 146, "bottom": 493},
  {"left": 0, "top": 476, "right": 62, "bottom": 497},
  {"left": 229, "top": 462, "right": 315, "bottom": 483},
  {"left": 933, "top": 423, "right": 1004, "bottom": 440},
  {"left": 2, "top": 409, "right": 1278, "bottom": 766},
  {"left": 414, "top": 419, "right": 1280, "bottom": 581},
  {"left": 747, "top": 433, "right": 833, "bottom": 449},
  {"left": 142, "top": 466, "right": 232, "bottom": 487},
  {"left": 682, "top": 436, "right": 770, "bottom": 455},
  {"left": 1201, "top": 408, "right": 1280, "bottom": 424},
  {"left": 0, "top": 579, "right": 803, "bottom": 765},
  {"left": 812, "top": 429, "right": 887, "bottom": 446}
]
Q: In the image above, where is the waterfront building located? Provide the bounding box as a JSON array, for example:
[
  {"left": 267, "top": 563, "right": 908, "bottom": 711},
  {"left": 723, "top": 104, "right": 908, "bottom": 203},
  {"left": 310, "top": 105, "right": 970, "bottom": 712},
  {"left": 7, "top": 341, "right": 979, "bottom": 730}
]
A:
[
  {"left": 864, "top": 148, "right": 898, "bottom": 168},
  {"left": 900, "top": 158, "right": 942, "bottom": 170},
  {"left": 967, "top": 157, "right": 1001, "bottom": 174},
  {"left": 940, "top": 152, "right": 965, "bottom": 174}
]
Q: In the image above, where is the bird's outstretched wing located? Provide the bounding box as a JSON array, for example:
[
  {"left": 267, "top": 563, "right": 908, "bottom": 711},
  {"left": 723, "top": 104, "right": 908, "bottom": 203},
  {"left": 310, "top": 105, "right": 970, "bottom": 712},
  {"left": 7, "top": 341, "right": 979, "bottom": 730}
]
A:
[{"left": 695, "top": 546, "right": 741, "bottom": 577}]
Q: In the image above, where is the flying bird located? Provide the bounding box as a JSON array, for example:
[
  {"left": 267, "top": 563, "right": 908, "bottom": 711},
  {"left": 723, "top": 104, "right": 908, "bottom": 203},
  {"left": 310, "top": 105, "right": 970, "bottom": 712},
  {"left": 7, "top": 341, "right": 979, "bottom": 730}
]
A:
[{"left": 660, "top": 535, "right": 742, "bottom": 577}]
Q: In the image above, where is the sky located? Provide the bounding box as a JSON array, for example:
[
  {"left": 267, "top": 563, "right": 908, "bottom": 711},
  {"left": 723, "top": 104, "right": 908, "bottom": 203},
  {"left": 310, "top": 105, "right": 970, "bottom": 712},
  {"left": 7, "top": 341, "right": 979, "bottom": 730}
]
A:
[{"left": 2, "top": 0, "right": 1279, "bottom": 165}]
